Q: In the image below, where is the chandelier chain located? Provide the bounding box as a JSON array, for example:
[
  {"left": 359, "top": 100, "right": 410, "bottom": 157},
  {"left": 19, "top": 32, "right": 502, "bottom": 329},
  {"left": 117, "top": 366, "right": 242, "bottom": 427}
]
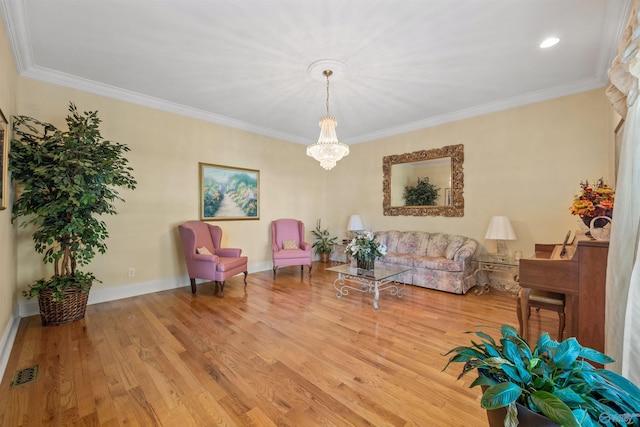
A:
[{"left": 324, "top": 69, "right": 332, "bottom": 116}]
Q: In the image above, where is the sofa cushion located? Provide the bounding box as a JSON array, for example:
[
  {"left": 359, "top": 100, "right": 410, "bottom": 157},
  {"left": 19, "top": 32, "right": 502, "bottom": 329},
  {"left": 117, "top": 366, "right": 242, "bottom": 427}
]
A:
[
  {"left": 445, "top": 235, "right": 466, "bottom": 259},
  {"left": 426, "top": 233, "right": 449, "bottom": 257},
  {"left": 396, "top": 232, "right": 423, "bottom": 254},
  {"left": 383, "top": 253, "right": 415, "bottom": 267},
  {"left": 414, "top": 256, "right": 464, "bottom": 272}
]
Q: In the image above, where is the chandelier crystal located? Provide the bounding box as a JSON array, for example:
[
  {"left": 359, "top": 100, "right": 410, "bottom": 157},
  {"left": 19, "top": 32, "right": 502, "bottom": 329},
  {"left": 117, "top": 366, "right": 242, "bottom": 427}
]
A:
[{"left": 307, "top": 69, "right": 349, "bottom": 170}]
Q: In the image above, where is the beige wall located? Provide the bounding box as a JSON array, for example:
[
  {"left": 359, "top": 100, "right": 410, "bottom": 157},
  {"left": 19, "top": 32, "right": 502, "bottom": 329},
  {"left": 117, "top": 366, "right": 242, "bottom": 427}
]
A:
[
  {"left": 14, "top": 78, "right": 329, "bottom": 293},
  {"left": 326, "top": 89, "right": 615, "bottom": 257},
  {"left": 0, "top": 11, "right": 18, "bottom": 350}
]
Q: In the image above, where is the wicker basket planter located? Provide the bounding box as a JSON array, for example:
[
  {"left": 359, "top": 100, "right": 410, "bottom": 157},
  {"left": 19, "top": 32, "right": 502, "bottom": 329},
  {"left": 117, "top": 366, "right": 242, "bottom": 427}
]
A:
[{"left": 38, "top": 283, "right": 91, "bottom": 326}]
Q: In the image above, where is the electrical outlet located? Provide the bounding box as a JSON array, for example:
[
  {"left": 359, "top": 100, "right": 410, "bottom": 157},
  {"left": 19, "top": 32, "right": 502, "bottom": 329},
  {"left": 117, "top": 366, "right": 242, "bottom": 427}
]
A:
[{"left": 128, "top": 268, "right": 135, "bottom": 277}]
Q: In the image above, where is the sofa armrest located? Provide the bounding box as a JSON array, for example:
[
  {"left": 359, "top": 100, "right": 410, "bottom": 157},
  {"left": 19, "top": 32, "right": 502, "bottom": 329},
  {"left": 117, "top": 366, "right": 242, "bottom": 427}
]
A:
[
  {"left": 217, "top": 247, "right": 242, "bottom": 257},
  {"left": 454, "top": 240, "right": 478, "bottom": 264}
]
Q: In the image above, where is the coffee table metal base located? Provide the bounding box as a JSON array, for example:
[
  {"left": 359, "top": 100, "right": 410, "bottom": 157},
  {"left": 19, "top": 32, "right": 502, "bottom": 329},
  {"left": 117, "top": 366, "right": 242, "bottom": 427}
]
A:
[{"left": 333, "top": 273, "right": 405, "bottom": 309}]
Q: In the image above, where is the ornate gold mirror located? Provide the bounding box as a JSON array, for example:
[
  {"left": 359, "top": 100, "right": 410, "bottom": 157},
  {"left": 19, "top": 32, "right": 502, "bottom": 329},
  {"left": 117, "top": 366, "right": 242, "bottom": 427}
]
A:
[{"left": 383, "top": 144, "right": 464, "bottom": 217}]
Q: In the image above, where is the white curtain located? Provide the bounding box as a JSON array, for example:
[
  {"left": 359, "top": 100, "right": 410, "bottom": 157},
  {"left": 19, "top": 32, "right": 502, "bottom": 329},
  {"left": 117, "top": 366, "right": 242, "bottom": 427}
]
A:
[{"left": 605, "top": 0, "right": 640, "bottom": 383}]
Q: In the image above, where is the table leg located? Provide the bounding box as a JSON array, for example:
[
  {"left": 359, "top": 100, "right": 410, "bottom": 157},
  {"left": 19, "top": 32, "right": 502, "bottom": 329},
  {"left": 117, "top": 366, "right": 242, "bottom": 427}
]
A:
[
  {"left": 474, "top": 268, "right": 490, "bottom": 295},
  {"left": 373, "top": 281, "right": 379, "bottom": 310}
]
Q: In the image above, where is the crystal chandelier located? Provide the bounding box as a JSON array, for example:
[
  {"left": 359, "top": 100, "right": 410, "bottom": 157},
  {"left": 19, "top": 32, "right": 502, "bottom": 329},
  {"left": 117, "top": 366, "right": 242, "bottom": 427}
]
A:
[{"left": 306, "top": 69, "right": 349, "bottom": 170}]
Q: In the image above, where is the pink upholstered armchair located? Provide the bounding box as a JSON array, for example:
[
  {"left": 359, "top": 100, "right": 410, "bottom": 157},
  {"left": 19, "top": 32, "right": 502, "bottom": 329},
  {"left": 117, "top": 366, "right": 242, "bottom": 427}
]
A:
[
  {"left": 271, "top": 219, "right": 312, "bottom": 278},
  {"left": 178, "top": 221, "right": 248, "bottom": 296}
]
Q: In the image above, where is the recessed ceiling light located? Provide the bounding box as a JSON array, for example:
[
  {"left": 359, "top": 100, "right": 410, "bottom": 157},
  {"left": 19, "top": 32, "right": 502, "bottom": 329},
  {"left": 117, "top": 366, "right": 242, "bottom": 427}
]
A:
[{"left": 540, "top": 37, "right": 560, "bottom": 49}]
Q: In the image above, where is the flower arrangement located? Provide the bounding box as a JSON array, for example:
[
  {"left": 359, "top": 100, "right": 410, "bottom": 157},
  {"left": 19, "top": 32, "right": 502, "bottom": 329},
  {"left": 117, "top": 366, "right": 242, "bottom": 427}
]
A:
[
  {"left": 569, "top": 178, "right": 614, "bottom": 225},
  {"left": 346, "top": 231, "right": 387, "bottom": 263}
]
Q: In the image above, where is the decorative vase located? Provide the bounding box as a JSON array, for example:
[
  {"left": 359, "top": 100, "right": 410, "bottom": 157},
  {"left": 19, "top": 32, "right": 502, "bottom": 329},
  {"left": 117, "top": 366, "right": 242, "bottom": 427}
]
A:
[
  {"left": 485, "top": 403, "right": 560, "bottom": 427},
  {"left": 482, "top": 386, "right": 560, "bottom": 426},
  {"left": 589, "top": 216, "right": 612, "bottom": 241},
  {"left": 319, "top": 252, "right": 330, "bottom": 263},
  {"left": 356, "top": 258, "right": 374, "bottom": 271},
  {"left": 582, "top": 215, "right": 611, "bottom": 229}
]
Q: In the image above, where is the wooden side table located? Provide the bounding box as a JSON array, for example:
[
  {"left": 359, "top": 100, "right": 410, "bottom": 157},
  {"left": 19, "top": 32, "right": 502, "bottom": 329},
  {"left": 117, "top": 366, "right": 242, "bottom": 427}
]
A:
[{"left": 472, "top": 255, "right": 520, "bottom": 295}]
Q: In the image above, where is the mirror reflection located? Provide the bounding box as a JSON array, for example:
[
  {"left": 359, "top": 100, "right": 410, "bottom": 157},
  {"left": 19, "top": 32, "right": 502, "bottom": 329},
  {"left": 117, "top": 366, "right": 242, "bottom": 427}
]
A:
[
  {"left": 383, "top": 144, "right": 464, "bottom": 217},
  {"left": 390, "top": 158, "right": 452, "bottom": 206}
]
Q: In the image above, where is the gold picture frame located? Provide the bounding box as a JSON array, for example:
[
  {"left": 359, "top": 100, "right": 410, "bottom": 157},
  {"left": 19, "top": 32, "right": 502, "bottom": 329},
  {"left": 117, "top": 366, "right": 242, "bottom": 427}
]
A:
[
  {"left": 199, "top": 163, "right": 260, "bottom": 221},
  {"left": 0, "top": 108, "right": 8, "bottom": 210},
  {"left": 383, "top": 144, "right": 464, "bottom": 217}
]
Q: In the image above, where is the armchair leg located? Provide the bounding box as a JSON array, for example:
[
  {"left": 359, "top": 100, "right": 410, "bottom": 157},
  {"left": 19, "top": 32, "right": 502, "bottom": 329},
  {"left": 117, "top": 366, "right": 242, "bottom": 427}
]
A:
[
  {"left": 190, "top": 278, "right": 197, "bottom": 294},
  {"left": 243, "top": 271, "right": 248, "bottom": 287},
  {"left": 308, "top": 264, "right": 313, "bottom": 276},
  {"left": 273, "top": 267, "right": 277, "bottom": 278},
  {"left": 218, "top": 281, "right": 225, "bottom": 297}
]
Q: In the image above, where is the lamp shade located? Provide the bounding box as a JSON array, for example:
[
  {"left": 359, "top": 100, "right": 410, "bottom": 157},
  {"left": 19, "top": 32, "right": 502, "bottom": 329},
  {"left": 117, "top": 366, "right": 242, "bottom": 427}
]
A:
[
  {"left": 347, "top": 215, "right": 364, "bottom": 231},
  {"left": 485, "top": 216, "right": 516, "bottom": 240}
]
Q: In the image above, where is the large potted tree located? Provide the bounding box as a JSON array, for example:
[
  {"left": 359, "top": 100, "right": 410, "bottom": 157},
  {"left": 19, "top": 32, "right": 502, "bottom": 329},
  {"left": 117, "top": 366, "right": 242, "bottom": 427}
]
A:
[{"left": 10, "top": 102, "right": 137, "bottom": 326}]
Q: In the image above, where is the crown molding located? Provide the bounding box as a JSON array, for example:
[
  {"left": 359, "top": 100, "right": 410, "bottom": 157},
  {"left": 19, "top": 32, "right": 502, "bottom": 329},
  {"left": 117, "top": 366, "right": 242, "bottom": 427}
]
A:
[
  {"left": 1, "top": 0, "right": 33, "bottom": 72},
  {"left": 349, "top": 76, "right": 607, "bottom": 145},
  {"left": 22, "top": 65, "right": 309, "bottom": 144}
]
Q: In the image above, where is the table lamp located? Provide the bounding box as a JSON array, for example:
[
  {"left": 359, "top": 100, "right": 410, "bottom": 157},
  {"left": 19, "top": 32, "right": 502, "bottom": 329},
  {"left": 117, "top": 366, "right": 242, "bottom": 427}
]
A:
[
  {"left": 347, "top": 214, "right": 364, "bottom": 239},
  {"left": 485, "top": 216, "right": 516, "bottom": 260}
]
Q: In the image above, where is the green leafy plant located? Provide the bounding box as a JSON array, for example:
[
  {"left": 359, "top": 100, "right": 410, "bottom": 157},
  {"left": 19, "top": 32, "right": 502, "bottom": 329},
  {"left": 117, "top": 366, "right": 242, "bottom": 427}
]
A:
[
  {"left": 311, "top": 219, "right": 337, "bottom": 254},
  {"left": 443, "top": 325, "right": 640, "bottom": 427},
  {"left": 404, "top": 176, "right": 440, "bottom": 206},
  {"left": 10, "top": 102, "right": 137, "bottom": 300}
]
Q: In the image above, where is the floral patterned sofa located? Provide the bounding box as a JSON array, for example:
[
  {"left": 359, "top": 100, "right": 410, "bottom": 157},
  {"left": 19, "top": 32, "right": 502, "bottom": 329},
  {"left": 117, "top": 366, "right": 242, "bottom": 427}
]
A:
[{"left": 373, "top": 230, "right": 478, "bottom": 294}]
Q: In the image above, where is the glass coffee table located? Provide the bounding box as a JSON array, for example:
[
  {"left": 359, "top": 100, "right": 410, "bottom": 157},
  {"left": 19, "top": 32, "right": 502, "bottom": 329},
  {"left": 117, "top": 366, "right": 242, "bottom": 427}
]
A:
[{"left": 326, "top": 264, "right": 410, "bottom": 309}]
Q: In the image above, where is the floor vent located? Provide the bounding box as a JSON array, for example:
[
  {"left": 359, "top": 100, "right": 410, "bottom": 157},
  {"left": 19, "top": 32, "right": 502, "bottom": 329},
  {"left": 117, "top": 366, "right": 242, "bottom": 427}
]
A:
[{"left": 10, "top": 365, "right": 39, "bottom": 388}]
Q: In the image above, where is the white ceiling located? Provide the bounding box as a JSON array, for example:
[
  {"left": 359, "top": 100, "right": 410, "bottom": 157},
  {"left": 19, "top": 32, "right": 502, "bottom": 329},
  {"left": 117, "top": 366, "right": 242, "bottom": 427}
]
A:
[{"left": 0, "top": 0, "right": 631, "bottom": 145}]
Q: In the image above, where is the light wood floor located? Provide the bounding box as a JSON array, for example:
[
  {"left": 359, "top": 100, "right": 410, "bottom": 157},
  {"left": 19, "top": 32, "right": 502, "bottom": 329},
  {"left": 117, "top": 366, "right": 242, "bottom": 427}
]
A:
[{"left": 0, "top": 262, "right": 557, "bottom": 427}]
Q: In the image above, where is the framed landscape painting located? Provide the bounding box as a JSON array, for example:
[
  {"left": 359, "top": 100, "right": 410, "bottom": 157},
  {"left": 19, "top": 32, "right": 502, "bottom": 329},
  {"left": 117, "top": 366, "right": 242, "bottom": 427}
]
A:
[
  {"left": 199, "top": 163, "right": 259, "bottom": 220},
  {"left": 0, "top": 108, "right": 8, "bottom": 210}
]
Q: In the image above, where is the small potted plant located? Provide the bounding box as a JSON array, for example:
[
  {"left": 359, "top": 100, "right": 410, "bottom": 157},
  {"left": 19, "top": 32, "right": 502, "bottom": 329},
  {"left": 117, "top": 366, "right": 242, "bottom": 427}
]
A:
[
  {"left": 10, "top": 103, "right": 137, "bottom": 326},
  {"left": 311, "top": 219, "right": 337, "bottom": 263},
  {"left": 443, "top": 324, "right": 640, "bottom": 427}
]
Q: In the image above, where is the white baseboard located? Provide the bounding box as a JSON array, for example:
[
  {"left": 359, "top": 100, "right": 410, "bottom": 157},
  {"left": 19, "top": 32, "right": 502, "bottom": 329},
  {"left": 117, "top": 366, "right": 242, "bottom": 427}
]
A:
[
  {"left": 17, "top": 262, "right": 272, "bottom": 318},
  {"left": 0, "top": 309, "right": 21, "bottom": 383},
  {"left": 17, "top": 275, "right": 193, "bottom": 318}
]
